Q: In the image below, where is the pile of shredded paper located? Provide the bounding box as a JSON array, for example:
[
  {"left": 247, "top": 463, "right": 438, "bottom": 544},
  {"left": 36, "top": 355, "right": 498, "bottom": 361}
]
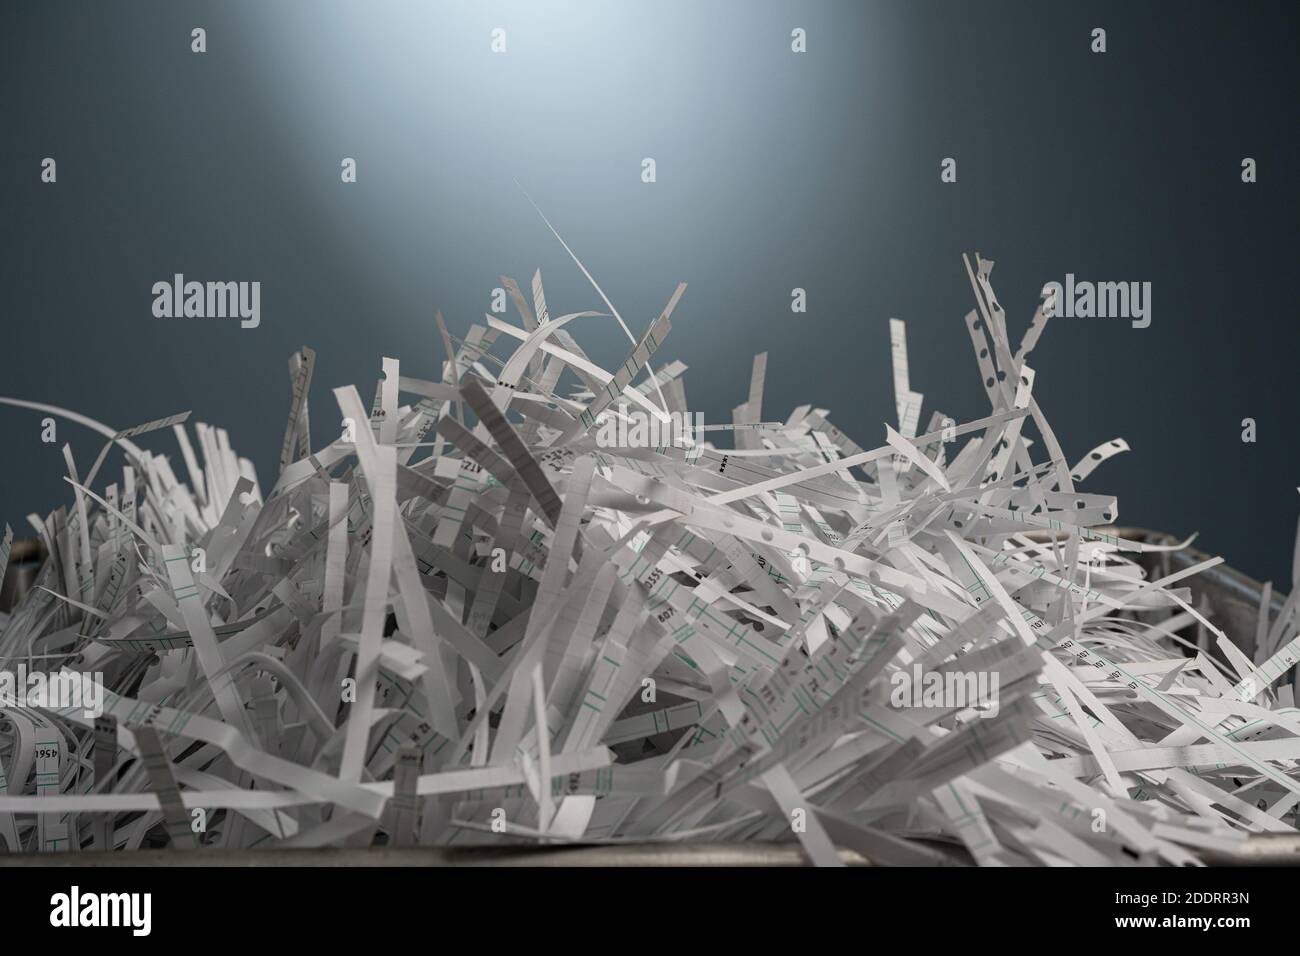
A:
[{"left": 2, "top": 251, "right": 1298, "bottom": 866}]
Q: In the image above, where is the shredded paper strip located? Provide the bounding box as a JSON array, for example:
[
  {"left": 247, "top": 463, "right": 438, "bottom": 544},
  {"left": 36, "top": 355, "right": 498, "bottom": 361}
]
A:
[{"left": 1, "top": 251, "right": 1296, "bottom": 866}]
